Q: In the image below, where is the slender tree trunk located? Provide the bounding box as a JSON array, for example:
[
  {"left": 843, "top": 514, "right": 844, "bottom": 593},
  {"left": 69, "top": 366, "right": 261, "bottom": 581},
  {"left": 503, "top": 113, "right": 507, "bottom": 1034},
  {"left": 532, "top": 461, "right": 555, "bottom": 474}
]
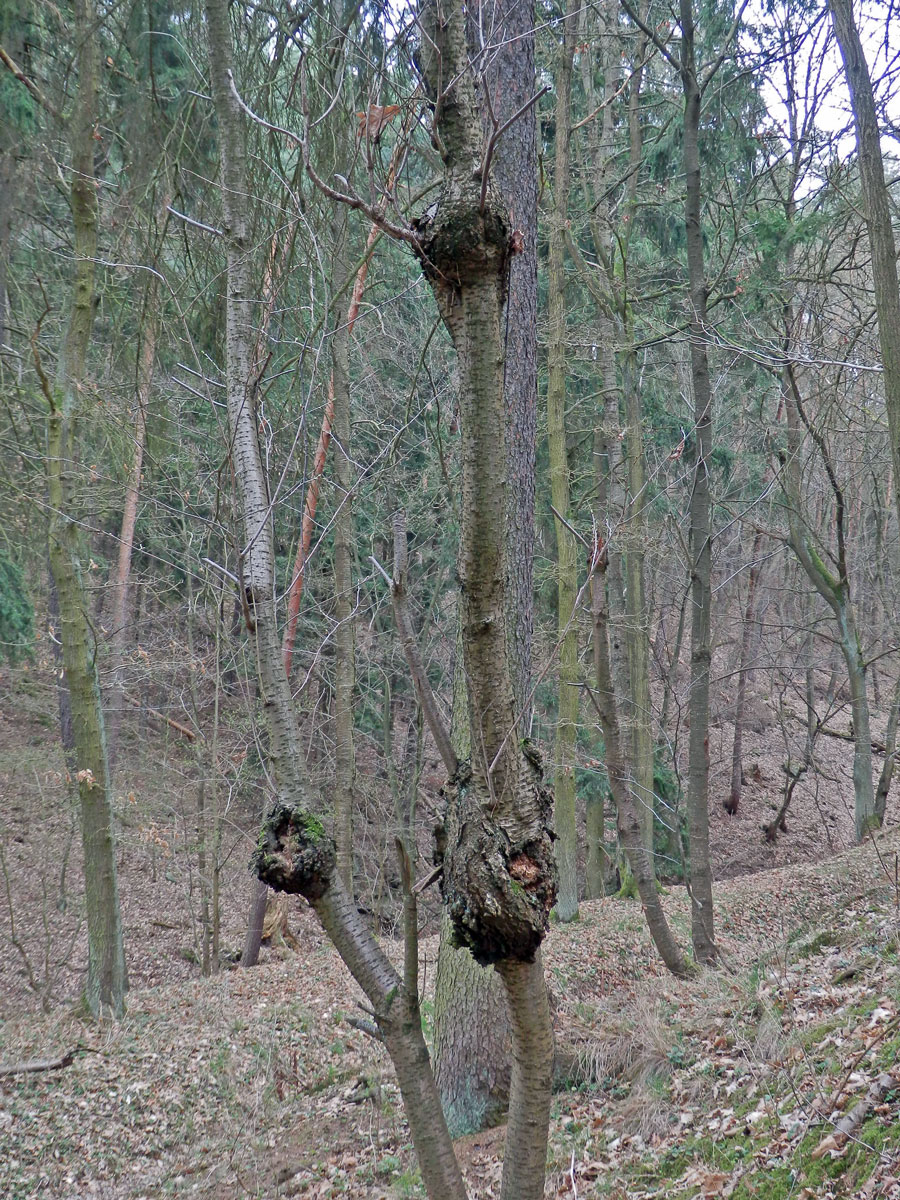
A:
[
  {"left": 204, "top": 3, "right": 467, "bottom": 1195},
  {"left": 432, "top": 0, "right": 539, "bottom": 1137},
  {"left": 680, "top": 0, "right": 716, "bottom": 964},
  {"left": 727, "top": 529, "right": 764, "bottom": 815},
  {"left": 590, "top": 548, "right": 690, "bottom": 977},
  {"left": 782, "top": 373, "right": 876, "bottom": 842},
  {"left": 830, "top": 0, "right": 900, "bottom": 540},
  {"left": 107, "top": 287, "right": 155, "bottom": 761},
  {"left": 875, "top": 674, "right": 900, "bottom": 825},
  {"left": 43, "top": 0, "right": 127, "bottom": 1019},
  {"left": 622, "top": 347, "right": 654, "bottom": 860},
  {"left": 416, "top": 6, "right": 556, "bottom": 1196},
  {"left": 331, "top": 222, "right": 356, "bottom": 894},
  {"left": 547, "top": 0, "right": 579, "bottom": 923}
]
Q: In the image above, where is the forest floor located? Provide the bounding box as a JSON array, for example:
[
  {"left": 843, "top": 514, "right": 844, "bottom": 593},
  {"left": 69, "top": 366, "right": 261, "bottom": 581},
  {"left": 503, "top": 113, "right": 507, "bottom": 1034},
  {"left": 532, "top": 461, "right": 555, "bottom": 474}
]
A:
[{"left": 2, "top": 665, "right": 900, "bottom": 1198}]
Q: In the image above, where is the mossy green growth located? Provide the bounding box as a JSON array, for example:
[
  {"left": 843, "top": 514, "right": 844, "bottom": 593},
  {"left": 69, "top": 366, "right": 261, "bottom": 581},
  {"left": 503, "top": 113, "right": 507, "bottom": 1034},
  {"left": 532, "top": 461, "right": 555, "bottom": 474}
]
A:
[
  {"left": 796, "top": 929, "right": 839, "bottom": 957},
  {"left": 298, "top": 811, "right": 326, "bottom": 842}
]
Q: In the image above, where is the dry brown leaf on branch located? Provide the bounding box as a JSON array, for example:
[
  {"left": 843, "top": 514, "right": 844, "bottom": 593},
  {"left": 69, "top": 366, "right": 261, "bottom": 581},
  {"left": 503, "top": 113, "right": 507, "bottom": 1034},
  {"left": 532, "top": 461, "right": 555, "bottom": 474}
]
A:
[{"left": 356, "top": 104, "right": 401, "bottom": 140}]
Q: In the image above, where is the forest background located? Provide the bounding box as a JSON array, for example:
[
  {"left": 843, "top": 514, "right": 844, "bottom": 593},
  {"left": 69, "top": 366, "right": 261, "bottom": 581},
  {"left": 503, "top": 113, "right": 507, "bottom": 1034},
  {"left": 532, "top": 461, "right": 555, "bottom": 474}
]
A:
[{"left": 3, "top": 0, "right": 900, "bottom": 1197}]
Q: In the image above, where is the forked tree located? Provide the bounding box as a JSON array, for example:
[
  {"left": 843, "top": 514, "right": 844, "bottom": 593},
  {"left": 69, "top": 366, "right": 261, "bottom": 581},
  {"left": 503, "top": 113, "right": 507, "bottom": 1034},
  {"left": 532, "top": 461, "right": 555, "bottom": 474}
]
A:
[{"left": 205, "top": 0, "right": 555, "bottom": 1196}]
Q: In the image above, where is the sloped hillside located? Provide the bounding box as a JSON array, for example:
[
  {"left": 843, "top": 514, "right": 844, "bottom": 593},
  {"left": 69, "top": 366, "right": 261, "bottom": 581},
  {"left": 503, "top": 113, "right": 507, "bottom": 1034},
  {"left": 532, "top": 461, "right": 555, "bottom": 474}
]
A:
[{"left": 1, "top": 819, "right": 898, "bottom": 1198}]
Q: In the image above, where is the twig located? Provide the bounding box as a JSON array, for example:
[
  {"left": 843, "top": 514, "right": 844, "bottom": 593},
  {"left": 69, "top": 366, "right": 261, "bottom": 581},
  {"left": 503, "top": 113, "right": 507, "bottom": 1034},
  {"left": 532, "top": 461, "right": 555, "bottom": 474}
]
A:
[
  {"left": 346, "top": 1017, "right": 383, "bottom": 1041},
  {"left": 370, "top": 512, "right": 457, "bottom": 776},
  {"left": 122, "top": 693, "right": 196, "bottom": 741},
  {"left": 411, "top": 864, "right": 442, "bottom": 895},
  {"left": 0, "top": 43, "right": 62, "bottom": 119},
  {"left": 479, "top": 85, "right": 550, "bottom": 212},
  {"left": 166, "top": 206, "right": 222, "bottom": 237},
  {"left": 225, "top": 68, "right": 420, "bottom": 247}
]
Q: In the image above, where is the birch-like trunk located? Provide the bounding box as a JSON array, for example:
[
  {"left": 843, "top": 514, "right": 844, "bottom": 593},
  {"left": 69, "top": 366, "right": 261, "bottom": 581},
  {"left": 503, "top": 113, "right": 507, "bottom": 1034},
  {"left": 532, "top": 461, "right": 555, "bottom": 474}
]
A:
[{"left": 204, "top": 3, "right": 466, "bottom": 1196}]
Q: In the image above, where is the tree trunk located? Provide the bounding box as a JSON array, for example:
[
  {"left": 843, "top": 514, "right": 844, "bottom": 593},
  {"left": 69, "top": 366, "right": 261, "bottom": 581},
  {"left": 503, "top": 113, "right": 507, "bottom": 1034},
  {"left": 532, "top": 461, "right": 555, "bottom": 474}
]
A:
[
  {"left": 782, "top": 376, "right": 877, "bottom": 842},
  {"left": 205, "top": 3, "right": 467, "bottom": 1195},
  {"left": 727, "top": 529, "right": 764, "bottom": 815},
  {"left": 589, "top": 549, "right": 691, "bottom": 978},
  {"left": 433, "top": 618, "right": 512, "bottom": 1135},
  {"left": 107, "top": 287, "right": 155, "bottom": 762},
  {"left": 416, "top": 6, "right": 556, "bottom": 1196},
  {"left": 621, "top": 347, "right": 654, "bottom": 861},
  {"left": 43, "top": 0, "right": 127, "bottom": 1020},
  {"left": 432, "top": 0, "right": 540, "bottom": 1139},
  {"left": 680, "top": 0, "right": 716, "bottom": 965},
  {"left": 331, "top": 223, "right": 356, "bottom": 894},
  {"left": 546, "top": 0, "right": 580, "bottom": 923},
  {"left": 830, "top": 0, "right": 900, "bottom": 542},
  {"left": 874, "top": 674, "right": 900, "bottom": 825}
]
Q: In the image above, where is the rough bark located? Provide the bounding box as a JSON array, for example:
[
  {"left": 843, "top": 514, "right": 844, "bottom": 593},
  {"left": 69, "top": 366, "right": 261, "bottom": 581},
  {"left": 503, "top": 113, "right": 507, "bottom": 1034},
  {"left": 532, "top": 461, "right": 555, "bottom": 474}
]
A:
[
  {"left": 680, "top": 0, "right": 716, "bottom": 965},
  {"left": 874, "top": 674, "right": 900, "bottom": 825},
  {"left": 473, "top": 0, "right": 540, "bottom": 722},
  {"left": 431, "top": 0, "right": 541, "bottom": 1140},
  {"left": 43, "top": 0, "right": 127, "bottom": 1020},
  {"left": 433, "top": 615, "right": 512, "bottom": 1136},
  {"left": 416, "top": 5, "right": 556, "bottom": 1196},
  {"left": 205, "top": 4, "right": 466, "bottom": 1195},
  {"left": 546, "top": 0, "right": 579, "bottom": 923}
]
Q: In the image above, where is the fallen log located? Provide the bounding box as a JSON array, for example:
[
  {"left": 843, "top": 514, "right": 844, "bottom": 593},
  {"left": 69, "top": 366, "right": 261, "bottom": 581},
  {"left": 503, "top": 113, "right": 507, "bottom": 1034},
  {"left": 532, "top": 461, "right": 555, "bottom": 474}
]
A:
[
  {"left": 0, "top": 1049, "right": 77, "bottom": 1076},
  {"left": 812, "top": 1071, "right": 897, "bottom": 1158}
]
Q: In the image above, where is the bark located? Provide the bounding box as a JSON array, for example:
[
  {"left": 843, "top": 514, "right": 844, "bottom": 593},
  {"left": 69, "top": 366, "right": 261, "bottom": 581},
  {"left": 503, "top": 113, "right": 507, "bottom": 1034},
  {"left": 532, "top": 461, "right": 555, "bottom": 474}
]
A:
[
  {"left": 546, "top": 0, "right": 580, "bottom": 923},
  {"left": 416, "top": 6, "right": 556, "bottom": 1196},
  {"left": 107, "top": 288, "right": 155, "bottom": 760},
  {"left": 584, "top": 791, "right": 607, "bottom": 899},
  {"left": 241, "top": 878, "right": 268, "bottom": 968},
  {"left": 433, "top": 913, "right": 512, "bottom": 1135},
  {"left": 432, "top": 610, "right": 512, "bottom": 1135},
  {"left": 727, "top": 529, "right": 764, "bottom": 815},
  {"left": 622, "top": 348, "right": 654, "bottom": 860},
  {"left": 473, "top": 0, "right": 540, "bottom": 722},
  {"left": 590, "top": 550, "right": 691, "bottom": 977},
  {"left": 205, "top": 4, "right": 466, "bottom": 1195},
  {"left": 874, "top": 674, "right": 900, "bottom": 825},
  {"left": 830, "top": 0, "right": 900, "bottom": 541},
  {"left": 429, "top": 0, "right": 542, "bottom": 1144},
  {"left": 43, "top": 0, "right": 127, "bottom": 1020},
  {"left": 331, "top": 222, "right": 356, "bottom": 894},
  {"left": 680, "top": 0, "right": 716, "bottom": 965}
]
